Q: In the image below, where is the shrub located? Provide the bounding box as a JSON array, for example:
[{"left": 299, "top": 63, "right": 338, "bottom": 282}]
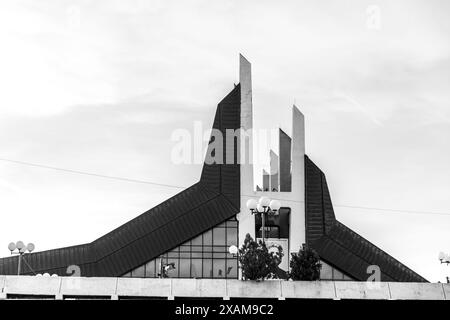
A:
[
  {"left": 238, "top": 234, "right": 279, "bottom": 281},
  {"left": 289, "top": 245, "right": 322, "bottom": 280}
]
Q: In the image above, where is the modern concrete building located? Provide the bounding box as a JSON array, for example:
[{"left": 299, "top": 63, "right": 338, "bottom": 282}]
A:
[{"left": 0, "top": 55, "right": 426, "bottom": 283}]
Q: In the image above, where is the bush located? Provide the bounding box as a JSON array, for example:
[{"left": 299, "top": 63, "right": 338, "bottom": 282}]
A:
[
  {"left": 289, "top": 245, "right": 322, "bottom": 280},
  {"left": 238, "top": 234, "right": 279, "bottom": 281}
]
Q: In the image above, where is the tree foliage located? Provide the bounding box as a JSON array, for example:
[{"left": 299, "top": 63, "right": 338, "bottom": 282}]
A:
[
  {"left": 289, "top": 245, "right": 322, "bottom": 280},
  {"left": 238, "top": 234, "right": 280, "bottom": 281}
]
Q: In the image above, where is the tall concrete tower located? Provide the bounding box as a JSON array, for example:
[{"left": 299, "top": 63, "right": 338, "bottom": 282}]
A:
[{"left": 237, "top": 55, "right": 306, "bottom": 269}]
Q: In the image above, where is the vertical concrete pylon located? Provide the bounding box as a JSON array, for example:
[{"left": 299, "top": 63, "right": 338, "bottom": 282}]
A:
[
  {"left": 238, "top": 54, "right": 256, "bottom": 247},
  {"left": 290, "top": 105, "right": 306, "bottom": 253}
]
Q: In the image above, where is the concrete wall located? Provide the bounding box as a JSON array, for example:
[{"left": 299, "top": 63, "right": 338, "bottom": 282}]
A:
[{"left": 1, "top": 276, "right": 448, "bottom": 300}]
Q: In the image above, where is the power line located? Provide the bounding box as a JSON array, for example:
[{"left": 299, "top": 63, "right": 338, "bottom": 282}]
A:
[
  {"left": 241, "top": 194, "right": 450, "bottom": 217},
  {"left": 1, "top": 157, "right": 450, "bottom": 217},
  {"left": 0, "top": 158, "right": 186, "bottom": 189},
  {"left": 333, "top": 204, "right": 450, "bottom": 217}
]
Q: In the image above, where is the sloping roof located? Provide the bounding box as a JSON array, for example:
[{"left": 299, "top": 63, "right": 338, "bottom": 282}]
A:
[
  {"left": 0, "top": 85, "right": 241, "bottom": 277},
  {"left": 305, "top": 155, "right": 427, "bottom": 282}
]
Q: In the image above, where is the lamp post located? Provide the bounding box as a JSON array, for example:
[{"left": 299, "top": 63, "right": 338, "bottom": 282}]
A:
[
  {"left": 438, "top": 252, "right": 450, "bottom": 283},
  {"left": 246, "top": 196, "right": 281, "bottom": 244},
  {"left": 8, "top": 241, "right": 35, "bottom": 275},
  {"left": 158, "top": 257, "right": 176, "bottom": 278}
]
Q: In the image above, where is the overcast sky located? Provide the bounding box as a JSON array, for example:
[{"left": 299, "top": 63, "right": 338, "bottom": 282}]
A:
[{"left": 0, "top": 0, "right": 449, "bottom": 282}]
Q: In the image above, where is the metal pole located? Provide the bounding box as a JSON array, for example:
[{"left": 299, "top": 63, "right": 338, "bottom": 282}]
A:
[
  {"left": 17, "top": 253, "right": 22, "bottom": 276},
  {"left": 261, "top": 212, "right": 266, "bottom": 244}
]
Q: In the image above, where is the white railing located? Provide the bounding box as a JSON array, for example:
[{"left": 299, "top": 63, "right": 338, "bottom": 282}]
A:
[{"left": 0, "top": 276, "right": 448, "bottom": 300}]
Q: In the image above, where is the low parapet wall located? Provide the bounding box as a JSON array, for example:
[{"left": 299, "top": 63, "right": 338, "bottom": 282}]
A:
[{"left": 0, "top": 276, "right": 448, "bottom": 300}]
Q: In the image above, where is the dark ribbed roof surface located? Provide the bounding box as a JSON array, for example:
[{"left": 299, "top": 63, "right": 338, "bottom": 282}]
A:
[
  {"left": 0, "top": 85, "right": 241, "bottom": 277},
  {"left": 305, "top": 155, "right": 427, "bottom": 282}
]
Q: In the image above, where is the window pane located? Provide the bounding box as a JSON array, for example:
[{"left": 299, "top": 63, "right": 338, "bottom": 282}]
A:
[
  {"left": 213, "top": 259, "right": 226, "bottom": 278},
  {"left": 226, "top": 227, "right": 237, "bottom": 246},
  {"left": 216, "top": 221, "right": 227, "bottom": 228},
  {"left": 180, "top": 252, "right": 190, "bottom": 259},
  {"left": 179, "top": 258, "right": 190, "bottom": 278},
  {"left": 203, "top": 246, "right": 213, "bottom": 253},
  {"left": 203, "top": 230, "right": 213, "bottom": 246},
  {"left": 180, "top": 245, "right": 190, "bottom": 252},
  {"left": 320, "top": 261, "right": 333, "bottom": 280},
  {"left": 213, "top": 252, "right": 226, "bottom": 258},
  {"left": 203, "top": 259, "right": 213, "bottom": 278},
  {"left": 132, "top": 265, "right": 145, "bottom": 278},
  {"left": 191, "top": 234, "right": 202, "bottom": 246},
  {"left": 333, "top": 268, "right": 344, "bottom": 280},
  {"left": 213, "top": 246, "right": 226, "bottom": 253},
  {"left": 167, "top": 258, "right": 178, "bottom": 278},
  {"left": 191, "top": 259, "right": 202, "bottom": 278},
  {"left": 227, "top": 219, "right": 238, "bottom": 227},
  {"left": 213, "top": 228, "right": 225, "bottom": 246},
  {"left": 145, "top": 260, "right": 156, "bottom": 278},
  {"left": 343, "top": 274, "right": 353, "bottom": 281},
  {"left": 226, "top": 259, "right": 238, "bottom": 279}
]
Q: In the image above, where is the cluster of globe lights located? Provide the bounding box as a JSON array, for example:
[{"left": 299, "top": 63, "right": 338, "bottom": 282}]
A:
[
  {"left": 8, "top": 241, "right": 34, "bottom": 254},
  {"left": 245, "top": 196, "right": 281, "bottom": 215},
  {"left": 439, "top": 252, "right": 450, "bottom": 264},
  {"left": 8, "top": 241, "right": 58, "bottom": 277},
  {"left": 228, "top": 197, "right": 282, "bottom": 256}
]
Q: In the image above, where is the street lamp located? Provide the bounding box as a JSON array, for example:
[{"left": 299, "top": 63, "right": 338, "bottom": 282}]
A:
[
  {"left": 8, "top": 241, "right": 35, "bottom": 275},
  {"left": 157, "top": 257, "right": 176, "bottom": 278},
  {"left": 228, "top": 245, "right": 239, "bottom": 257},
  {"left": 246, "top": 196, "right": 281, "bottom": 244},
  {"left": 438, "top": 252, "right": 450, "bottom": 283},
  {"left": 438, "top": 252, "right": 450, "bottom": 265}
]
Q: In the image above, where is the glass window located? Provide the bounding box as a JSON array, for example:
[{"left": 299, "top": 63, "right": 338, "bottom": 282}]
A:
[
  {"left": 203, "top": 245, "right": 213, "bottom": 253},
  {"left": 216, "top": 221, "right": 227, "bottom": 228},
  {"left": 226, "top": 227, "right": 237, "bottom": 246},
  {"left": 179, "top": 252, "right": 190, "bottom": 259},
  {"left": 203, "top": 251, "right": 212, "bottom": 258},
  {"left": 343, "top": 274, "right": 352, "bottom": 281},
  {"left": 167, "top": 258, "right": 178, "bottom": 278},
  {"left": 179, "top": 258, "right": 190, "bottom": 278},
  {"left": 191, "top": 234, "right": 202, "bottom": 246},
  {"left": 203, "top": 230, "right": 213, "bottom": 246},
  {"left": 213, "top": 259, "right": 226, "bottom": 278},
  {"left": 320, "top": 261, "right": 333, "bottom": 280},
  {"left": 132, "top": 265, "right": 145, "bottom": 278},
  {"left": 213, "top": 252, "right": 226, "bottom": 259},
  {"left": 123, "top": 217, "right": 239, "bottom": 279},
  {"left": 145, "top": 260, "right": 156, "bottom": 278},
  {"left": 333, "top": 268, "right": 344, "bottom": 280},
  {"left": 203, "top": 259, "right": 213, "bottom": 278},
  {"left": 226, "top": 259, "right": 238, "bottom": 278},
  {"left": 180, "top": 245, "right": 190, "bottom": 252},
  {"left": 227, "top": 220, "right": 238, "bottom": 227},
  {"left": 213, "top": 228, "right": 225, "bottom": 246},
  {"left": 191, "top": 259, "right": 202, "bottom": 278}
]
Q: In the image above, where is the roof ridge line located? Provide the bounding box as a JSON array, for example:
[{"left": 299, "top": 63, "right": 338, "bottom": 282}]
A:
[{"left": 328, "top": 220, "right": 428, "bottom": 282}]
